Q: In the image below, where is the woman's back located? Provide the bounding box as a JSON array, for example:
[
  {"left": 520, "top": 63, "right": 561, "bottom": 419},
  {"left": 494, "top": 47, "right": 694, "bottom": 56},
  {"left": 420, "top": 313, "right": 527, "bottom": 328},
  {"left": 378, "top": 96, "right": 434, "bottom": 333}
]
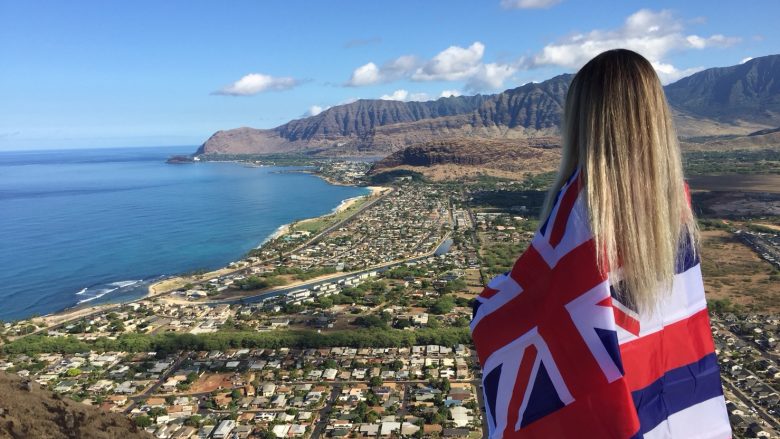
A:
[{"left": 470, "top": 49, "right": 731, "bottom": 438}]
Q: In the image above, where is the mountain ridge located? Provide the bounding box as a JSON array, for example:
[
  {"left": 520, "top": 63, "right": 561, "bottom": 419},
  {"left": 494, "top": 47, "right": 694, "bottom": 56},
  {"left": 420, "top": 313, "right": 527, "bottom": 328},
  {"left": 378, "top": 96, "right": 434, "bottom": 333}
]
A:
[{"left": 197, "top": 55, "right": 780, "bottom": 158}]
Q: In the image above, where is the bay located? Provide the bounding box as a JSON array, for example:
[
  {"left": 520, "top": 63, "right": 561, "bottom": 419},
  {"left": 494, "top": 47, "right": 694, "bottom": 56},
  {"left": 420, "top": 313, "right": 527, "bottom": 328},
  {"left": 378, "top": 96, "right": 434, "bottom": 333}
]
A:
[{"left": 0, "top": 146, "right": 368, "bottom": 321}]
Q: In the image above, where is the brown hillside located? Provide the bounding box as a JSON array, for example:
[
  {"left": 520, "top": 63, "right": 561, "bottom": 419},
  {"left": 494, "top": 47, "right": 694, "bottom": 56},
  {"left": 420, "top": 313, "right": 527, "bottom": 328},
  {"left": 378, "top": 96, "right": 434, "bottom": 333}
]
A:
[
  {"left": 0, "top": 372, "right": 151, "bottom": 439},
  {"left": 369, "top": 137, "right": 561, "bottom": 181}
]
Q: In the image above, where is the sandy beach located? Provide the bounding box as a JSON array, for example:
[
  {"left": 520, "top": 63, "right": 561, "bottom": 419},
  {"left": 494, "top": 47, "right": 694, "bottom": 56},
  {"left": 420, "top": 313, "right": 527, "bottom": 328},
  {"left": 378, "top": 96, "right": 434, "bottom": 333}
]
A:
[
  {"left": 20, "top": 181, "right": 389, "bottom": 333},
  {"left": 143, "top": 184, "right": 389, "bottom": 300}
]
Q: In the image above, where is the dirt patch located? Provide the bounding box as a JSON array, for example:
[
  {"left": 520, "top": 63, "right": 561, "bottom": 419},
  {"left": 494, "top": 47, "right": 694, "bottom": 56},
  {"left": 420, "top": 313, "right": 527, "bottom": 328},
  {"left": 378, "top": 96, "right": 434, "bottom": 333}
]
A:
[
  {"left": 692, "top": 191, "right": 780, "bottom": 217},
  {"left": 688, "top": 174, "right": 780, "bottom": 193},
  {"left": 700, "top": 230, "right": 780, "bottom": 311},
  {"left": 189, "top": 373, "right": 234, "bottom": 394},
  {"left": 754, "top": 223, "right": 780, "bottom": 232},
  {"left": 0, "top": 372, "right": 151, "bottom": 439},
  {"left": 463, "top": 269, "right": 484, "bottom": 295}
]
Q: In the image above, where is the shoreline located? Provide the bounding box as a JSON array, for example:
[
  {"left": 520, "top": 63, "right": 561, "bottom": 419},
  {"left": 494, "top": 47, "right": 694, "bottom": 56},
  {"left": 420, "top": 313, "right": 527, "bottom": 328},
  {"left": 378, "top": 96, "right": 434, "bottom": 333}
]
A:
[{"left": 22, "top": 175, "right": 387, "bottom": 328}]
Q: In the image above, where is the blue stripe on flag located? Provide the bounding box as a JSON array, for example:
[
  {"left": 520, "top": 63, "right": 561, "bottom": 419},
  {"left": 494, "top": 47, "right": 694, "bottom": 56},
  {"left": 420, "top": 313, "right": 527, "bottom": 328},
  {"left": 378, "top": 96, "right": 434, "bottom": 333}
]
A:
[
  {"left": 520, "top": 361, "right": 566, "bottom": 427},
  {"left": 595, "top": 327, "right": 624, "bottom": 375},
  {"left": 484, "top": 364, "right": 502, "bottom": 429},
  {"left": 540, "top": 168, "right": 578, "bottom": 237},
  {"left": 675, "top": 234, "right": 700, "bottom": 274},
  {"left": 631, "top": 353, "right": 723, "bottom": 435},
  {"left": 472, "top": 299, "right": 482, "bottom": 320}
]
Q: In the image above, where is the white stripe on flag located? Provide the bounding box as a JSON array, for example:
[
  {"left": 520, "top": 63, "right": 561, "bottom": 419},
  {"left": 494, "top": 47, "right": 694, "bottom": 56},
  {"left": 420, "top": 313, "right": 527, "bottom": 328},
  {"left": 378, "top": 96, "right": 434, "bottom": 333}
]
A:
[
  {"left": 533, "top": 195, "right": 591, "bottom": 268},
  {"left": 642, "top": 395, "right": 731, "bottom": 439},
  {"left": 629, "top": 263, "right": 708, "bottom": 341},
  {"left": 470, "top": 274, "right": 523, "bottom": 332}
]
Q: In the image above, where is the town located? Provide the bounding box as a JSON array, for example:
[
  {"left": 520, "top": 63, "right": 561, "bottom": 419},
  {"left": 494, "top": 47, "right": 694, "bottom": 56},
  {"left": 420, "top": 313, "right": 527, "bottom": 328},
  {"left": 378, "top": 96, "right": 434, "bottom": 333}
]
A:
[{"left": 1, "top": 161, "right": 779, "bottom": 439}]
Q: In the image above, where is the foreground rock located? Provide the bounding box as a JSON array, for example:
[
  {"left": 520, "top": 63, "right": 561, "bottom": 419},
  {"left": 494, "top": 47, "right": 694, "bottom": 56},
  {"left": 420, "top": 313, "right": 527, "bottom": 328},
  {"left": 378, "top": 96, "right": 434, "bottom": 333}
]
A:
[{"left": 0, "top": 372, "right": 151, "bottom": 439}]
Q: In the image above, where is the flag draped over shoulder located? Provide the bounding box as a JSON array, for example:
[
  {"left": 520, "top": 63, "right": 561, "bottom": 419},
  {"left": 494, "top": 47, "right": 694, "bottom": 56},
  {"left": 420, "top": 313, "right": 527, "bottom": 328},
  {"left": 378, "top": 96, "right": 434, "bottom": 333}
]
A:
[{"left": 470, "top": 168, "right": 731, "bottom": 439}]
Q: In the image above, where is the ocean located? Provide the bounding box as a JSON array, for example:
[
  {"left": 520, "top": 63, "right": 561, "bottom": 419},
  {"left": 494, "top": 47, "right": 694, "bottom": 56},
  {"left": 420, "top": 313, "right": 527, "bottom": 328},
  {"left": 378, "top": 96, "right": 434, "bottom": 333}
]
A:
[{"left": 0, "top": 146, "right": 369, "bottom": 321}]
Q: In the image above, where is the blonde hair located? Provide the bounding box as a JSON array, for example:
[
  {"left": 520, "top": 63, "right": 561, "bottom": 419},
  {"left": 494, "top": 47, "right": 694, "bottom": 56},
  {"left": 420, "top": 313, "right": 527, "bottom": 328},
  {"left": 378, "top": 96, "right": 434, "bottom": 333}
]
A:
[{"left": 541, "top": 49, "right": 698, "bottom": 312}]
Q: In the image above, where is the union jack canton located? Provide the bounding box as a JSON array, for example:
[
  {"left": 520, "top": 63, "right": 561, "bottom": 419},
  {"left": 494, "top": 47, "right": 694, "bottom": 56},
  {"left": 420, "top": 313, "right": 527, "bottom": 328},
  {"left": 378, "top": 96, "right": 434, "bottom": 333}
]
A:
[{"left": 470, "top": 168, "right": 731, "bottom": 438}]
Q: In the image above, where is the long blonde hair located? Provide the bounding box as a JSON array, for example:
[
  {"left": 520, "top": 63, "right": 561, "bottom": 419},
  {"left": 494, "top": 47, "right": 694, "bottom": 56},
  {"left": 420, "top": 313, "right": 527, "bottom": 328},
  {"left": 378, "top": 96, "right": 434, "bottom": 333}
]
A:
[{"left": 542, "top": 49, "right": 698, "bottom": 312}]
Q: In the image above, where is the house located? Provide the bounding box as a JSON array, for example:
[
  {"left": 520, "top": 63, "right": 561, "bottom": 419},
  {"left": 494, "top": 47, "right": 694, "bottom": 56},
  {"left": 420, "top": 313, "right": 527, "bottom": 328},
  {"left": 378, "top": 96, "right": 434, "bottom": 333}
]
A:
[
  {"left": 146, "top": 397, "right": 166, "bottom": 408},
  {"left": 212, "top": 420, "right": 235, "bottom": 439},
  {"left": 379, "top": 422, "right": 419, "bottom": 437},
  {"left": 359, "top": 424, "right": 380, "bottom": 437},
  {"left": 289, "top": 424, "right": 307, "bottom": 437},
  {"left": 272, "top": 424, "right": 291, "bottom": 437},
  {"left": 170, "top": 426, "right": 197, "bottom": 438},
  {"left": 450, "top": 406, "right": 473, "bottom": 428},
  {"left": 442, "top": 428, "right": 471, "bottom": 438},
  {"left": 261, "top": 383, "right": 276, "bottom": 397}
]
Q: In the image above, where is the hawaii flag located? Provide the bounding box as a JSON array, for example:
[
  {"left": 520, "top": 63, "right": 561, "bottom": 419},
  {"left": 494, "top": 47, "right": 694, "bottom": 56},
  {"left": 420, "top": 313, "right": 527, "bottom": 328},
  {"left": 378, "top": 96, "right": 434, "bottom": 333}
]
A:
[{"left": 470, "top": 169, "right": 732, "bottom": 438}]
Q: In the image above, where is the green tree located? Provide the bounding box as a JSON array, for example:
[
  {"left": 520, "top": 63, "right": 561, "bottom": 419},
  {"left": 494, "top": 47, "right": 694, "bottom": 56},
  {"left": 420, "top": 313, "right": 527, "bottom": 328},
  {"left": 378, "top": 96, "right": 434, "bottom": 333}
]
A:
[{"left": 134, "top": 415, "right": 152, "bottom": 428}]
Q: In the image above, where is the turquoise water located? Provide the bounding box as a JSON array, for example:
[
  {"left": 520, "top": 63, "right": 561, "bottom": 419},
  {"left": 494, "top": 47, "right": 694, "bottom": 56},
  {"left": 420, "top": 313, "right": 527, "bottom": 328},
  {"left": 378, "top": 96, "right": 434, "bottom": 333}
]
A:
[{"left": 0, "top": 147, "right": 369, "bottom": 321}]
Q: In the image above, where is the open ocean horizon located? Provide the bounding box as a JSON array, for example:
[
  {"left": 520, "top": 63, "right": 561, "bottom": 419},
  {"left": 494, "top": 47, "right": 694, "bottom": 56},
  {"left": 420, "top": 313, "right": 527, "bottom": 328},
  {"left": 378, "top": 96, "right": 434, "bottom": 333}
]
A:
[{"left": 0, "top": 146, "right": 369, "bottom": 321}]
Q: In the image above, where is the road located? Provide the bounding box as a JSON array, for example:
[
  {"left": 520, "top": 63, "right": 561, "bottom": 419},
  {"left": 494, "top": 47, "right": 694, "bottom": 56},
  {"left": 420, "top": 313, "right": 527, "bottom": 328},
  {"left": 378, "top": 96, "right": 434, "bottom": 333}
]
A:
[
  {"left": 208, "top": 233, "right": 452, "bottom": 306},
  {"left": 124, "top": 354, "right": 190, "bottom": 414},
  {"left": 722, "top": 378, "right": 780, "bottom": 431},
  {"left": 310, "top": 384, "right": 341, "bottom": 439}
]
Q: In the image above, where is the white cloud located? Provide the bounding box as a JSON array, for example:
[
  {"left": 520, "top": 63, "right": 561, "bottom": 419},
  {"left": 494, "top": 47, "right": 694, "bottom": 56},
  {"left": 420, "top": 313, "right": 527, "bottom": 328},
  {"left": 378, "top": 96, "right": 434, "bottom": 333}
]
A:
[
  {"left": 344, "top": 37, "right": 382, "bottom": 48},
  {"left": 339, "top": 97, "right": 359, "bottom": 105},
  {"left": 347, "top": 42, "right": 516, "bottom": 91},
  {"left": 213, "top": 73, "right": 300, "bottom": 96},
  {"left": 528, "top": 9, "right": 740, "bottom": 83},
  {"left": 346, "top": 55, "right": 420, "bottom": 86},
  {"left": 380, "top": 89, "right": 409, "bottom": 101},
  {"left": 347, "top": 62, "right": 382, "bottom": 86},
  {"left": 379, "top": 89, "right": 431, "bottom": 102},
  {"left": 466, "top": 63, "right": 517, "bottom": 92},
  {"left": 410, "top": 92, "right": 431, "bottom": 101},
  {"left": 500, "top": 0, "right": 561, "bottom": 9},
  {"left": 412, "top": 42, "right": 485, "bottom": 81},
  {"left": 741, "top": 57, "right": 753, "bottom": 64},
  {"left": 307, "top": 105, "right": 328, "bottom": 116},
  {"left": 440, "top": 89, "right": 462, "bottom": 98}
]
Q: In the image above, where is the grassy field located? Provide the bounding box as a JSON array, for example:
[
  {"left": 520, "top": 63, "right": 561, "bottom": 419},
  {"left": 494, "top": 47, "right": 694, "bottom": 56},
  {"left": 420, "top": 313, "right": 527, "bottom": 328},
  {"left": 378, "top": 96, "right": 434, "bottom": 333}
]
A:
[
  {"left": 687, "top": 174, "right": 780, "bottom": 193},
  {"left": 700, "top": 229, "right": 780, "bottom": 312},
  {"left": 290, "top": 194, "right": 373, "bottom": 235}
]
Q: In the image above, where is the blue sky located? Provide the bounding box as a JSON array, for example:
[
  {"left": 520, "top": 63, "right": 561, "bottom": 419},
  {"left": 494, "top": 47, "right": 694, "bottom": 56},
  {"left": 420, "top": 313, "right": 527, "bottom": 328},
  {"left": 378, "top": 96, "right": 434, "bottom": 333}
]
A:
[{"left": 1, "top": 0, "right": 778, "bottom": 150}]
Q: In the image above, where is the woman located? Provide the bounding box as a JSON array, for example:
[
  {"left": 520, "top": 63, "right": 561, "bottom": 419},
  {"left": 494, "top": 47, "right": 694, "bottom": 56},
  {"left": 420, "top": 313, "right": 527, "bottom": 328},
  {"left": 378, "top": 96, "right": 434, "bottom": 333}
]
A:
[{"left": 470, "top": 49, "right": 731, "bottom": 438}]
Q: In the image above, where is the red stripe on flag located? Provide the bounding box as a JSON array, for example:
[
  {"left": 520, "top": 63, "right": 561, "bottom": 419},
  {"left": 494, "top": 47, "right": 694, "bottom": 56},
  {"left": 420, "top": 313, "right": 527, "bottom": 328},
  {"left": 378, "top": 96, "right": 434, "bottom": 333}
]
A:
[
  {"left": 504, "top": 345, "right": 537, "bottom": 436},
  {"left": 480, "top": 286, "right": 499, "bottom": 300},
  {"left": 510, "top": 245, "right": 551, "bottom": 289},
  {"left": 595, "top": 297, "right": 640, "bottom": 335},
  {"left": 472, "top": 240, "right": 603, "bottom": 366},
  {"left": 613, "top": 306, "right": 641, "bottom": 337},
  {"left": 506, "top": 379, "right": 639, "bottom": 438},
  {"left": 549, "top": 176, "right": 582, "bottom": 248},
  {"left": 619, "top": 309, "right": 716, "bottom": 391}
]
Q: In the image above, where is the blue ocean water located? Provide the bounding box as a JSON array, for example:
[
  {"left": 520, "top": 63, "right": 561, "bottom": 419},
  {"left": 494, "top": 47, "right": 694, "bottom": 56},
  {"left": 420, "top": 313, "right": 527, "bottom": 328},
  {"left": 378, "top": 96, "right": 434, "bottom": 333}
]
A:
[{"left": 0, "top": 147, "right": 369, "bottom": 321}]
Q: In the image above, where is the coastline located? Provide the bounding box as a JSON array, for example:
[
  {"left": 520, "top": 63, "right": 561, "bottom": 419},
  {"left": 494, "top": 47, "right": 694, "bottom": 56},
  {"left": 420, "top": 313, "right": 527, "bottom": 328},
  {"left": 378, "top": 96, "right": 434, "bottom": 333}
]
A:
[
  {"left": 142, "top": 182, "right": 385, "bottom": 298},
  {"left": 23, "top": 177, "right": 387, "bottom": 328}
]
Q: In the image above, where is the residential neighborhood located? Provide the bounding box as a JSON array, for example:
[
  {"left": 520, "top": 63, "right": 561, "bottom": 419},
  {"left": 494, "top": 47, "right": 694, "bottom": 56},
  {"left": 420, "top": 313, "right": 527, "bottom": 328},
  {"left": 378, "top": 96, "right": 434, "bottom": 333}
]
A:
[{"left": 1, "top": 169, "right": 779, "bottom": 438}]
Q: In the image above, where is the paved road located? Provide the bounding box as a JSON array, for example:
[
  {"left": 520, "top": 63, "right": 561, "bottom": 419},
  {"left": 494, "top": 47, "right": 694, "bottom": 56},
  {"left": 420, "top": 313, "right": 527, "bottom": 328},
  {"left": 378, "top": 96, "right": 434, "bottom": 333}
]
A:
[
  {"left": 310, "top": 384, "right": 341, "bottom": 439},
  {"left": 210, "top": 233, "right": 452, "bottom": 306},
  {"left": 124, "top": 354, "right": 190, "bottom": 414},
  {"left": 714, "top": 322, "right": 780, "bottom": 367},
  {"left": 722, "top": 377, "right": 780, "bottom": 431}
]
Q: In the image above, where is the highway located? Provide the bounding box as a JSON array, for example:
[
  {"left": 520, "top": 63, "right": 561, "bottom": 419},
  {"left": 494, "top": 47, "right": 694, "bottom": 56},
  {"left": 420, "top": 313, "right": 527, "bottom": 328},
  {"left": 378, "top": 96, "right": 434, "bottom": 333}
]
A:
[{"left": 211, "top": 234, "right": 453, "bottom": 306}]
